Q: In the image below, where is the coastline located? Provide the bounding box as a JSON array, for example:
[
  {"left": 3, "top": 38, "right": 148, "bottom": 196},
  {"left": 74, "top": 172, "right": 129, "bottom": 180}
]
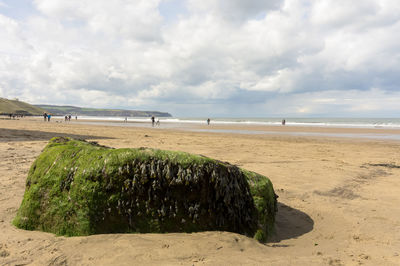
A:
[
  {"left": 16, "top": 116, "right": 400, "bottom": 141},
  {"left": 1, "top": 118, "right": 400, "bottom": 265}
]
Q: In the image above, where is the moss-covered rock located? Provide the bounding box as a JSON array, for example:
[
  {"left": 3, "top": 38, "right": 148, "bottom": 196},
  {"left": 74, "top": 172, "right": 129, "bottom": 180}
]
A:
[{"left": 14, "top": 137, "right": 277, "bottom": 241}]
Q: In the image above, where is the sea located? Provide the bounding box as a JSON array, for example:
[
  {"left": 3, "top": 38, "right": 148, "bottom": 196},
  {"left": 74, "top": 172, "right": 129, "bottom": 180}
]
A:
[
  {"left": 73, "top": 116, "right": 400, "bottom": 129},
  {"left": 64, "top": 116, "right": 400, "bottom": 141}
]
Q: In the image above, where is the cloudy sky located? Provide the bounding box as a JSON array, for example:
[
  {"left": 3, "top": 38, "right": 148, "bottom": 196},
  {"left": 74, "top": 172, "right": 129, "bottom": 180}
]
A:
[{"left": 1, "top": 0, "right": 400, "bottom": 117}]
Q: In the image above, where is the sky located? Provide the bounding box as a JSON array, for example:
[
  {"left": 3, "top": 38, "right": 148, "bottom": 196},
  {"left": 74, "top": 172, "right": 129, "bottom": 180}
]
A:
[{"left": 0, "top": 0, "right": 400, "bottom": 117}]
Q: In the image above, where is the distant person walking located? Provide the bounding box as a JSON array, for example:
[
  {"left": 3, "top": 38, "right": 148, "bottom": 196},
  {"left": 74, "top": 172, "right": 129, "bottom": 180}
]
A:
[
  {"left": 151, "top": 116, "right": 155, "bottom": 127},
  {"left": 43, "top": 113, "right": 47, "bottom": 121},
  {"left": 47, "top": 114, "right": 52, "bottom": 122},
  {"left": 207, "top": 118, "right": 210, "bottom": 125},
  {"left": 75, "top": 116, "right": 77, "bottom": 120},
  {"left": 282, "top": 119, "right": 286, "bottom": 125}
]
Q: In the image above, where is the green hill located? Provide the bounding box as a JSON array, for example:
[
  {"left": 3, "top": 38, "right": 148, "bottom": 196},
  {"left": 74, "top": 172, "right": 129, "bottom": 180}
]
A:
[
  {"left": 0, "top": 98, "right": 46, "bottom": 116},
  {"left": 35, "top": 104, "right": 172, "bottom": 117}
]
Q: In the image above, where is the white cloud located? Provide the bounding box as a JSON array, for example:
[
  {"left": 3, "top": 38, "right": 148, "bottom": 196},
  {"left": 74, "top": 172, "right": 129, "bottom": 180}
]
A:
[
  {"left": 0, "top": 14, "right": 32, "bottom": 55},
  {"left": 34, "top": 0, "right": 163, "bottom": 41},
  {"left": 263, "top": 88, "right": 400, "bottom": 117},
  {"left": 0, "top": 0, "right": 399, "bottom": 116}
]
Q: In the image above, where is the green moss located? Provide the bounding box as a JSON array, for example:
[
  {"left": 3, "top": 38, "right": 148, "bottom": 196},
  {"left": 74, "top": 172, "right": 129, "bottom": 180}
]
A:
[
  {"left": 254, "top": 229, "right": 266, "bottom": 242},
  {"left": 242, "top": 169, "right": 278, "bottom": 239},
  {"left": 13, "top": 137, "right": 277, "bottom": 241}
]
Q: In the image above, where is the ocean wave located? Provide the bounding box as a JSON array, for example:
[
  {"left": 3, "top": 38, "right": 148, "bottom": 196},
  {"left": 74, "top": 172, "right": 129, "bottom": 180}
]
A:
[{"left": 68, "top": 116, "right": 400, "bottom": 129}]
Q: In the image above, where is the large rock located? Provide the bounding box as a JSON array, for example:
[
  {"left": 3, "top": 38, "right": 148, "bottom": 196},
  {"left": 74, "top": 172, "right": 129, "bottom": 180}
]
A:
[{"left": 14, "top": 137, "right": 277, "bottom": 241}]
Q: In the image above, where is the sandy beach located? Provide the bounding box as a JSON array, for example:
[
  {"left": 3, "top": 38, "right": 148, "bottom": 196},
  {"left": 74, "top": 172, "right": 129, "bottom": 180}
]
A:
[{"left": 1, "top": 117, "right": 400, "bottom": 265}]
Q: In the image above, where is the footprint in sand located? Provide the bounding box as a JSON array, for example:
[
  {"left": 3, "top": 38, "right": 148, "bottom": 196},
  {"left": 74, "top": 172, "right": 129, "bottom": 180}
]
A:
[{"left": 0, "top": 243, "right": 10, "bottom": 258}]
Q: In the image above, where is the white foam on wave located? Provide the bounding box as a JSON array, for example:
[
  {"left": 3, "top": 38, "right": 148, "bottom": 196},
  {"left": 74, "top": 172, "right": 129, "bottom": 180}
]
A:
[{"left": 71, "top": 116, "right": 400, "bottom": 129}]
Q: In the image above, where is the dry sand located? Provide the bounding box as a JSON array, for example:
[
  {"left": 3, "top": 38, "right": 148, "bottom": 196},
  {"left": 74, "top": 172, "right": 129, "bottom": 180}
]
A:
[{"left": 1, "top": 118, "right": 400, "bottom": 265}]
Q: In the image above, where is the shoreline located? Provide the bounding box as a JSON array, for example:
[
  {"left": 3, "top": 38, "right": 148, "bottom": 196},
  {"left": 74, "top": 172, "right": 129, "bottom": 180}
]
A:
[{"left": 12, "top": 116, "right": 400, "bottom": 142}]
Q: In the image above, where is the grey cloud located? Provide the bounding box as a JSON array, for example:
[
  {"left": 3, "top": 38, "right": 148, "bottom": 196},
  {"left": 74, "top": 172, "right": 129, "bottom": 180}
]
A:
[
  {"left": 1, "top": 0, "right": 400, "bottom": 117},
  {"left": 188, "top": 0, "right": 283, "bottom": 22}
]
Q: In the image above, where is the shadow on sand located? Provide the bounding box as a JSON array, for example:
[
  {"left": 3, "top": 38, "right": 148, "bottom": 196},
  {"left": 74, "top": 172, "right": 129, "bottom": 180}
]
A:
[
  {"left": 0, "top": 128, "right": 113, "bottom": 142},
  {"left": 268, "top": 202, "right": 314, "bottom": 244}
]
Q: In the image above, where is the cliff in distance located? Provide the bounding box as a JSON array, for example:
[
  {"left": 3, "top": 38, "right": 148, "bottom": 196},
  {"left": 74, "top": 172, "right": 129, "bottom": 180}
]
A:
[
  {"left": 0, "top": 98, "right": 46, "bottom": 116},
  {"left": 35, "top": 104, "right": 172, "bottom": 117}
]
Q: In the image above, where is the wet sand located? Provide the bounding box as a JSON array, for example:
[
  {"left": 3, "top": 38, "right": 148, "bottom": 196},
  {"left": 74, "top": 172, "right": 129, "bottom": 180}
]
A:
[
  {"left": 1, "top": 118, "right": 400, "bottom": 265},
  {"left": 71, "top": 117, "right": 400, "bottom": 141}
]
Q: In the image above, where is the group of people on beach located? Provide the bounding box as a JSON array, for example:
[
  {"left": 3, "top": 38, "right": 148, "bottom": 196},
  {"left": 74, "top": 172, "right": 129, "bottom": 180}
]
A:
[
  {"left": 43, "top": 113, "right": 51, "bottom": 122},
  {"left": 7, "top": 114, "right": 24, "bottom": 119},
  {"left": 151, "top": 116, "right": 160, "bottom": 127},
  {"left": 42, "top": 113, "right": 77, "bottom": 122},
  {"left": 64, "top": 115, "right": 72, "bottom": 121}
]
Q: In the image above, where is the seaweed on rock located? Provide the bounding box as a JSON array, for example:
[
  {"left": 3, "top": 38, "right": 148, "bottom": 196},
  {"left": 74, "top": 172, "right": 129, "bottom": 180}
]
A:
[{"left": 13, "top": 137, "right": 277, "bottom": 241}]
